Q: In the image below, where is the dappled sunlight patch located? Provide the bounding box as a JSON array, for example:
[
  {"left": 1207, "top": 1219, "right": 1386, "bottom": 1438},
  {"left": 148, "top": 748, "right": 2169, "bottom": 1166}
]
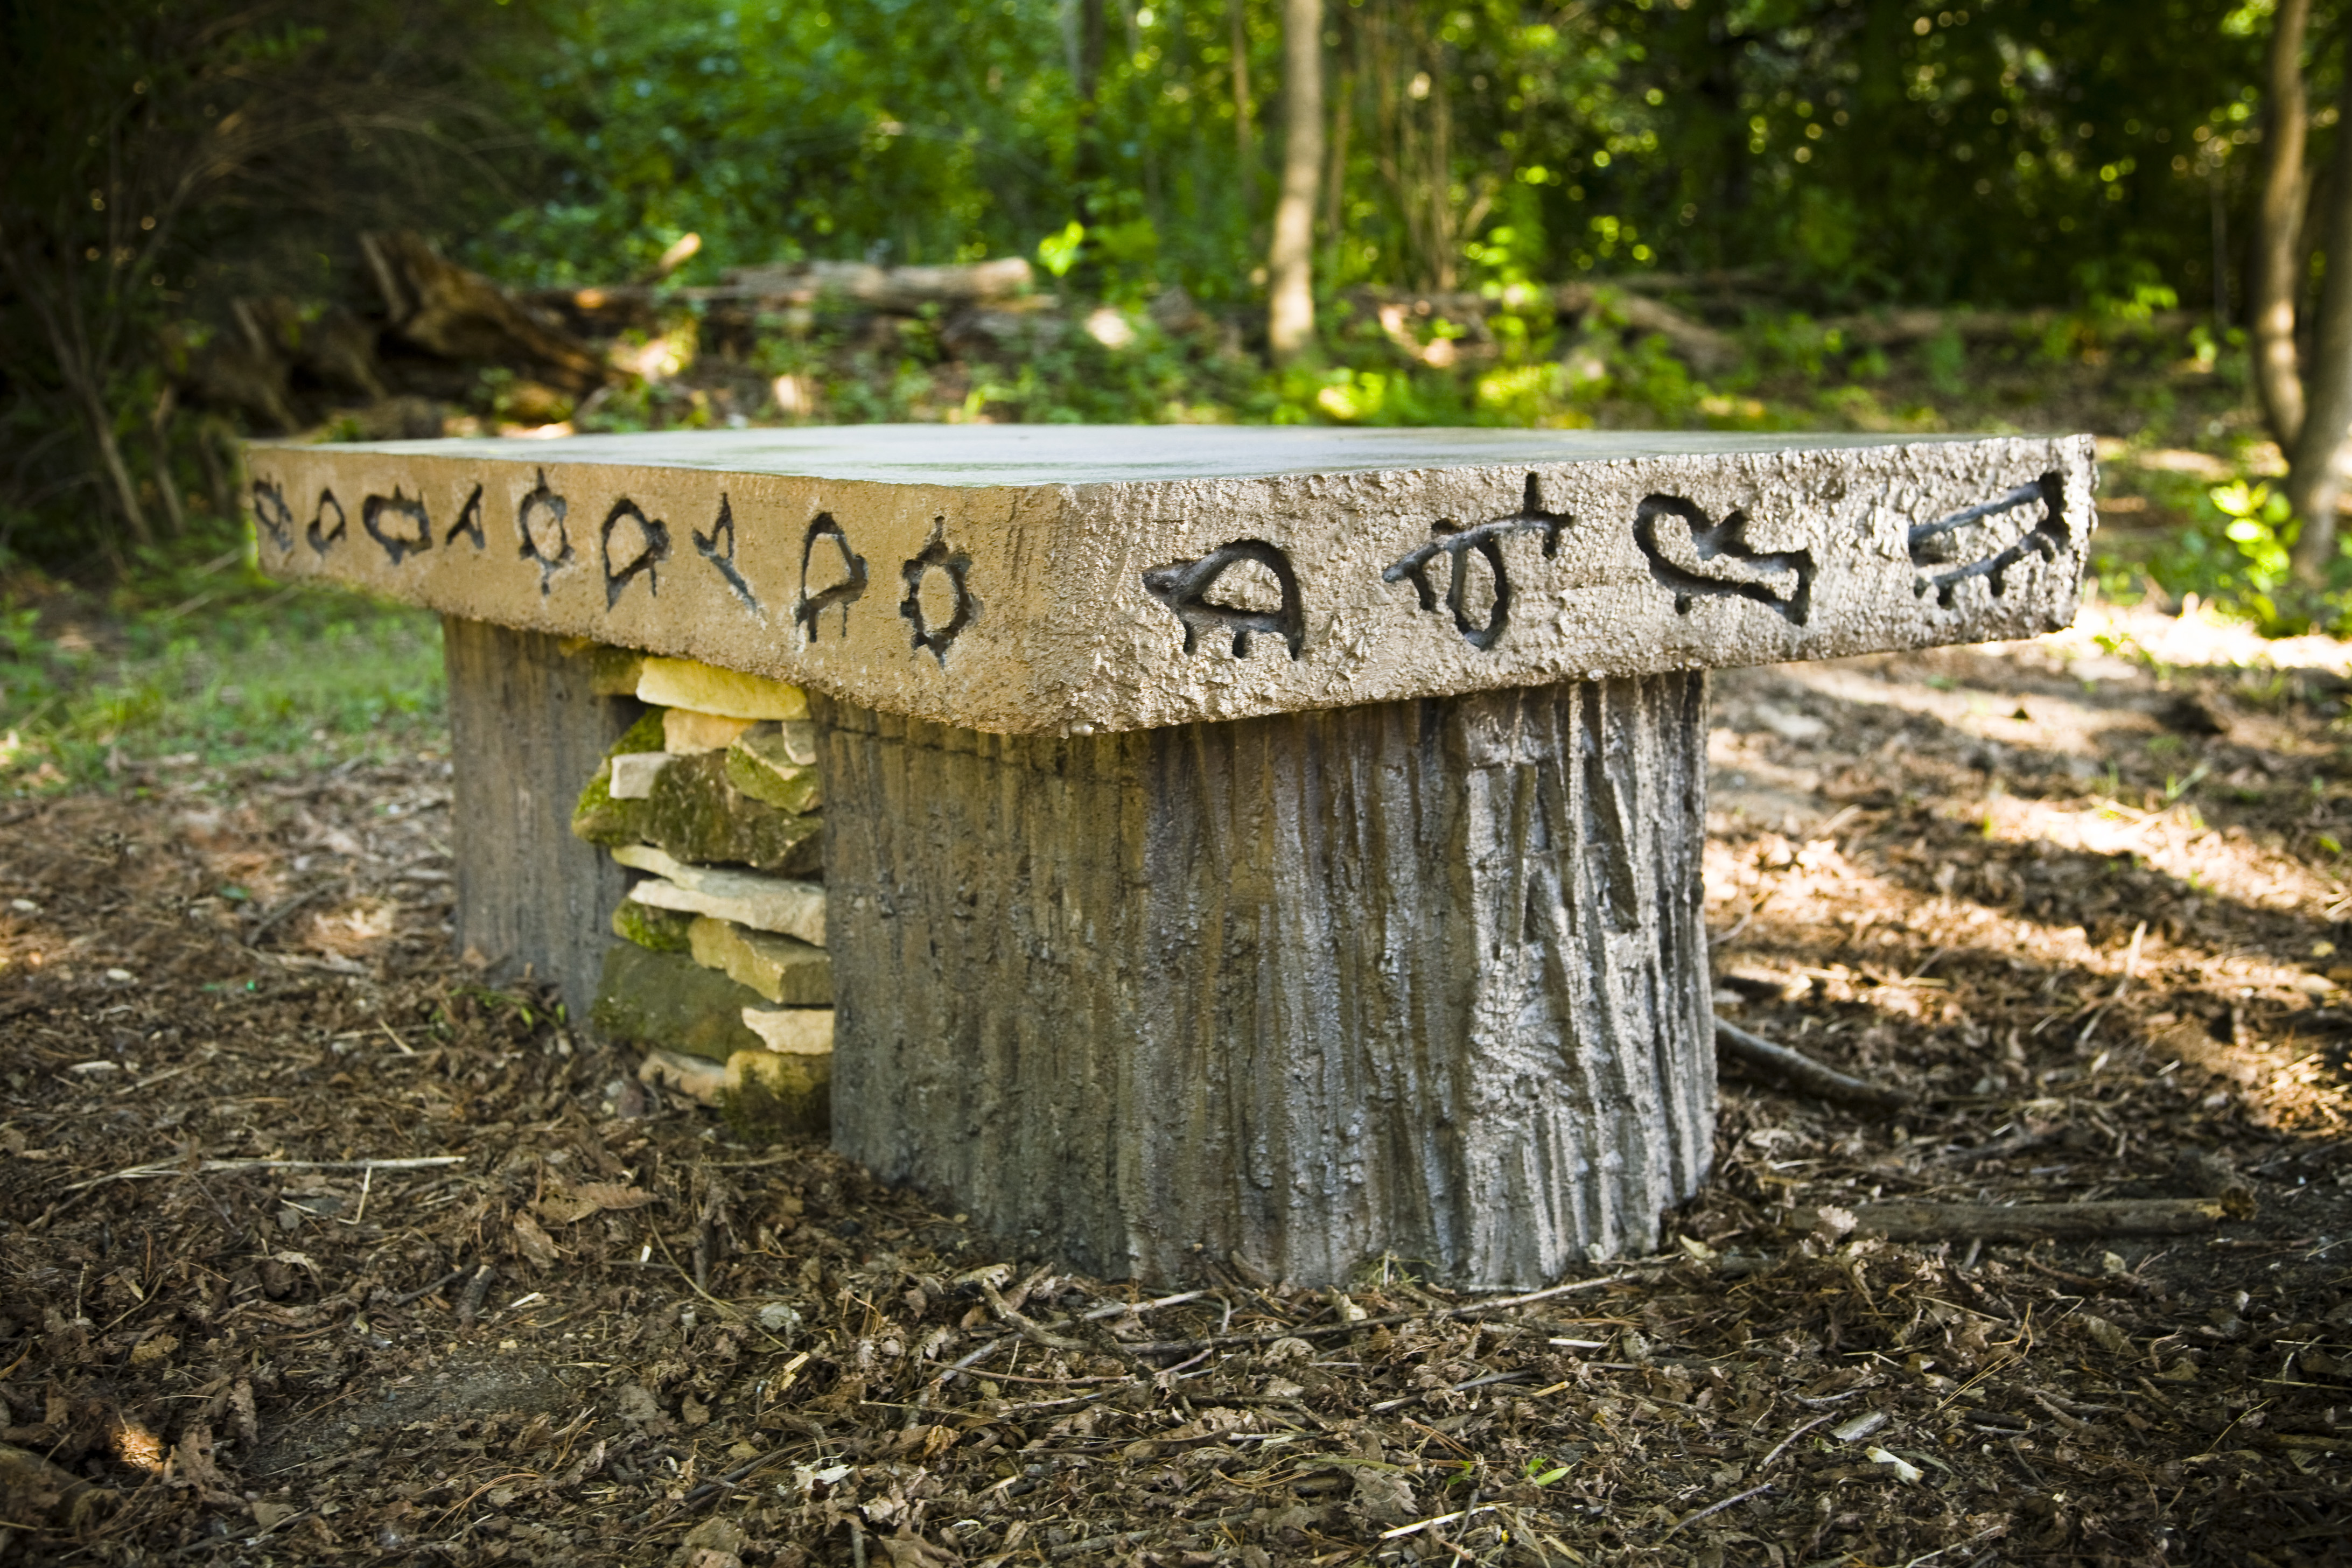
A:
[{"left": 1979, "top": 792, "right": 2345, "bottom": 917}]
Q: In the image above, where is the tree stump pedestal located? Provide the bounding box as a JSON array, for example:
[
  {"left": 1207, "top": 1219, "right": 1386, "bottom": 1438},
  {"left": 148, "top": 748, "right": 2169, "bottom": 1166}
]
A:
[
  {"left": 252, "top": 426, "right": 2095, "bottom": 1285},
  {"left": 820, "top": 676, "right": 1713, "bottom": 1286}
]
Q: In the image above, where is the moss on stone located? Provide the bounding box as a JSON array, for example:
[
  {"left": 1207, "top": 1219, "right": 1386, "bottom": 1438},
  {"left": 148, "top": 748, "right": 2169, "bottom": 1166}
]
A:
[
  {"left": 612, "top": 900, "right": 695, "bottom": 953},
  {"left": 719, "top": 1048, "right": 829, "bottom": 1139},
  {"left": 725, "top": 729, "right": 823, "bottom": 813},
  {"left": 591, "top": 942, "right": 768, "bottom": 1063},
  {"left": 573, "top": 748, "right": 822, "bottom": 873}
]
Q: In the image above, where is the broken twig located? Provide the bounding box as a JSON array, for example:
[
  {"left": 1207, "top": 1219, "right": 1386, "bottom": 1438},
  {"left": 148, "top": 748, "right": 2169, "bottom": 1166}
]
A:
[
  {"left": 66, "top": 1156, "right": 464, "bottom": 1193},
  {"left": 1716, "top": 1017, "right": 1910, "bottom": 1110}
]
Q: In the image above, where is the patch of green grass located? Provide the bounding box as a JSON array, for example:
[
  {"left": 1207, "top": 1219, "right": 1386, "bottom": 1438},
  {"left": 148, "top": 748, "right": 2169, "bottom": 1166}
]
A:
[{"left": 1, "top": 546, "right": 444, "bottom": 794}]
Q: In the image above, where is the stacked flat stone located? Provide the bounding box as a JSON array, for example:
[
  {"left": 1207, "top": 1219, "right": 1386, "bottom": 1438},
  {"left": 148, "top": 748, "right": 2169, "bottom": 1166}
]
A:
[{"left": 564, "top": 646, "right": 833, "bottom": 1136}]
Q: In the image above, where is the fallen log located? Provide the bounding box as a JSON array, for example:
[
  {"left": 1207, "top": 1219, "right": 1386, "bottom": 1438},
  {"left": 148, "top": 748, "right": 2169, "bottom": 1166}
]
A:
[
  {"left": 360, "top": 230, "right": 610, "bottom": 393},
  {"left": 716, "top": 256, "right": 1035, "bottom": 311},
  {"left": 1797, "top": 1198, "right": 2230, "bottom": 1242},
  {"left": 1818, "top": 306, "right": 2200, "bottom": 348},
  {"left": 1555, "top": 282, "right": 1738, "bottom": 373},
  {"left": 1715, "top": 1017, "right": 1910, "bottom": 1110}
]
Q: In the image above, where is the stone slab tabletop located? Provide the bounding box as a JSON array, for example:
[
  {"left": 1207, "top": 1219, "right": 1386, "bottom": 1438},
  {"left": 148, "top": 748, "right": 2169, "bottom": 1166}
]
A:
[{"left": 249, "top": 425, "right": 2095, "bottom": 735}]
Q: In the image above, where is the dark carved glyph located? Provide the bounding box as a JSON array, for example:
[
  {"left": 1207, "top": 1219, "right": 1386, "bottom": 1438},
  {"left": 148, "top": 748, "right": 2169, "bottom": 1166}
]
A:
[
  {"left": 899, "top": 520, "right": 977, "bottom": 664},
  {"left": 362, "top": 488, "right": 432, "bottom": 565},
  {"left": 253, "top": 481, "right": 294, "bottom": 553},
  {"left": 794, "top": 513, "right": 866, "bottom": 639},
  {"left": 447, "top": 484, "right": 487, "bottom": 549},
  {"left": 305, "top": 489, "right": 348, "bottom": 556},
  {"left": 1909, "top": 472, "right": 2068, "bottom": 608},
  {"left": 1141, "top": 540, "right": 1306, "bottom": 660},
  {"left": 516, "top": 469, "right": 572, "bottom": 594},
  {"left": 1384, "top": 473, "right": 1572, "bottom": 650},
  {"left": 1634, "top": 495, "right": 1814, "bottom": 625},
  {"left": 600, "top": 499, "right": 670, "bottom": 607},
  {"left": 695, "top": 494, "right": 760, "bottom": 612}
]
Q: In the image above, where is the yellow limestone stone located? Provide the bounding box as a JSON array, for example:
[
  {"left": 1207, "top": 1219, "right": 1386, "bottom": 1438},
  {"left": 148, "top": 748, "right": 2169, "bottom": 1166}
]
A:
[
  {"left": 739, "top": 1007, "right": 834, "bottom": 1054},
  {"left": 689, "top": 916, "right": 831, "bottom": 1004},
  {"left": 635, "top": 657, "right": 808, "bottom": 720},
  {"left": 663, "top": 709, "right": 757, "bottom": 754}
]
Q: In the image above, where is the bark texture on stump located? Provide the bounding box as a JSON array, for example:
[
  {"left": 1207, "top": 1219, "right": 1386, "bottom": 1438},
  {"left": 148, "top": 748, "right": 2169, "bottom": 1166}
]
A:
[
  {"left": 444, "top": 617, "right": 641, "bottom": 1024},
  {"left": 819, "top": 675, "right": 1713, "bottom": 1287}
]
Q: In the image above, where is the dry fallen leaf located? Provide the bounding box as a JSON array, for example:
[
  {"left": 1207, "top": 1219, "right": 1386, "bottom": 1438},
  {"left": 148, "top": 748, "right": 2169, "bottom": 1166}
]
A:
[{"left": 511, "top": 1210, "right": 562, "bottom": 1268}]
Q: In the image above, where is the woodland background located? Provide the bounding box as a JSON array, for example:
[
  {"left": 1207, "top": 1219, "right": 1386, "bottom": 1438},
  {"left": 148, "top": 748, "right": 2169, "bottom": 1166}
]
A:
[{"left": 3, "top": 0, "right": 2351, "bottom": 778}]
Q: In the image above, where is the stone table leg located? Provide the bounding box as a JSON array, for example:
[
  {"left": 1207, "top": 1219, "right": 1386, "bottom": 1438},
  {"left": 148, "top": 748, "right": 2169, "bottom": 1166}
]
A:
[
  {"left": 817, "top": 674, "right": 1714, "bottom": 1287},
  {"left": 444, "top": 617, "right": 641, "bottom": 1026}
]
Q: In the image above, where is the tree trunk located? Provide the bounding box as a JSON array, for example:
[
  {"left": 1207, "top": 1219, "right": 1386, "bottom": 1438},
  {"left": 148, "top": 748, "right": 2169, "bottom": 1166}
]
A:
[
  {"left": 1267, "top": 0, "right": 1324, "bottom": 360},
  {"left": 2290, "top": 62, "right": 2352, "bottom": 580},
  {"left": 2253, "top": 0, "right": 2312, "bottom": 451},
  {"left": 817, "top": 675, "right": 1716, "bottom": 1288},
  {"left": 1229, "top": 0, "right": 1258, "bottom": 216}
]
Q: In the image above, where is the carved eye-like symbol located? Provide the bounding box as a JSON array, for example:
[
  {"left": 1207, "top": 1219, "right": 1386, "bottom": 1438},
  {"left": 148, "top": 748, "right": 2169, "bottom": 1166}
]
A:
[
  {"left": 899, "top": 520, "right": 976, "bottom": 664},
  {"left": 305, "top": 489, "right": 348, "bottom": 556},
  {"left": 1633, "top": 496, "right": 1814, "bottom": 625},
  {"left": 362, "top": 488, "right": 432, "bottom": 565},
  {"left": 516, "top": 469, "right": 571, "bottom": 594},
  {"left": 446, "top": 484, "right": 486, "bottom": 549},
  {"left": 251, "top": 481, "right": 294, "bottom": 553},
  {"left": 1384, "top": 474, "right": 1571, "bottom": 651},
  {"left": 1142, "top": 538, "right": 1305, "bottom": 660},
  {"left": 1908, "top": 472, "right": 2068, "bottom": 608},
  {"left": 795, "top": 513, "right": 867, "bottom": 639},
  {"left": 601, "top": 499, "right": 670, "bottom": 607},
  {"left": 696, "top": 494, "right": 760, "bottom": 613}
]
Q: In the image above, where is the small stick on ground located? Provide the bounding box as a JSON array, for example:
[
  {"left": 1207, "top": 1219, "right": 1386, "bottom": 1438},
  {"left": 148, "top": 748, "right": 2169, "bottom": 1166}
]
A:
[
  {"left": 1716, "top": 1017, "right": 1910, "bottom": 1110},
  {"left": 1797, "top": 1198, "right": 2228, "bottom": 1242}
]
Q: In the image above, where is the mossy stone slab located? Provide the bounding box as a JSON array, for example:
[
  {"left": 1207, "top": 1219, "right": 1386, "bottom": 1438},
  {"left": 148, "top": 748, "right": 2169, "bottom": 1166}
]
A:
[
  {"left": 612, "top": 900, "right": 694, "bottom": 953},
  {"left": 591, "top": 942, "right": 769, "bottom": 1062},
  {"left": 573, "top": 748, "right": 822, "bottom": 873},
  {"left": 725, "top": 729, "right": 823, "bottom": 814},
  {"left": 689, "top": 916, "right": 832, "bottom": 1004}
]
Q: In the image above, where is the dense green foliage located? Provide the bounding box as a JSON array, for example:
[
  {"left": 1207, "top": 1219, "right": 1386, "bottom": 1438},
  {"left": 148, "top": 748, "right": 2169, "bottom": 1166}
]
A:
[{"left": 490, "top": 0, "right": 2335, "bottom": 311}]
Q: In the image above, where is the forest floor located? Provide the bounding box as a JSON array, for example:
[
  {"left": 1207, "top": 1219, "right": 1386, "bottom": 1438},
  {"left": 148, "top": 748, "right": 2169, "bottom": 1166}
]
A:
[{"left": 3, "top": 597, "right": 2352, "bottom": 1567}]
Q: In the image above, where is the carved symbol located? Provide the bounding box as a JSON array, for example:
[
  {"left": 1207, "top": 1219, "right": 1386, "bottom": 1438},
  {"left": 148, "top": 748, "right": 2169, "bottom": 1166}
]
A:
[
  {"left": 305, "top": 489, "right": 348, "bottom": 556},
  {"left": 1633, "top": 496, "right": 1814, "bottom": 625},
  {"left": 446, "top": 484, "right": 486, "bottom": 549},
  {"left": 251, "top": 481, "right": 293, "bottom": 553},
  {"left": 1383, "top": 473, "right": 1572, "bottom": 651},
  {"left": 361, "top": 488, "right": 432, "bottom": 565},
  {"left": 1142, "top": 538, "right": 1306, "bottom": 659},
  {"left": 899, "top": 519, "right": 977, "bottom": 664},
  {"left": 695, "top": 494, "right": 760, "bottom": 613},
  {"left": 1909, "top": 472, "right": 2068, "bottom": 608},
  {"left": 795, "top": 513, "right": 866, "bottom": 638},
  {"left": 600, "top": 499, "right": 670, "bottom": 608},
  {"left": 516, "top": 469, "right": 571, "bottom": 594}
]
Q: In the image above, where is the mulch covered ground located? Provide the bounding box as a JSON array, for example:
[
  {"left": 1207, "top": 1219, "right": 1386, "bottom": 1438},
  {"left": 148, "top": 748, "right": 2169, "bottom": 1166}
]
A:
[{"left": 3, "top": 602, "right": 2350, "bottom": 1567}]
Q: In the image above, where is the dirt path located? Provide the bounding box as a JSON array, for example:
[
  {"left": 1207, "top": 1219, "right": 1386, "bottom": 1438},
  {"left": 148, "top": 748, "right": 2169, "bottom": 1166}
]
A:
[{"left": 3, "top": 604, "right": 2349, "bottom": 1566}]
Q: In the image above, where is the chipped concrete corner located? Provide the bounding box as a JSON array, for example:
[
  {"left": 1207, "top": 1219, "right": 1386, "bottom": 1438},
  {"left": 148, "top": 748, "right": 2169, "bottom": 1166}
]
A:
[{"left": 246, "top": 426, "right": 2095, "bottom": 736}]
